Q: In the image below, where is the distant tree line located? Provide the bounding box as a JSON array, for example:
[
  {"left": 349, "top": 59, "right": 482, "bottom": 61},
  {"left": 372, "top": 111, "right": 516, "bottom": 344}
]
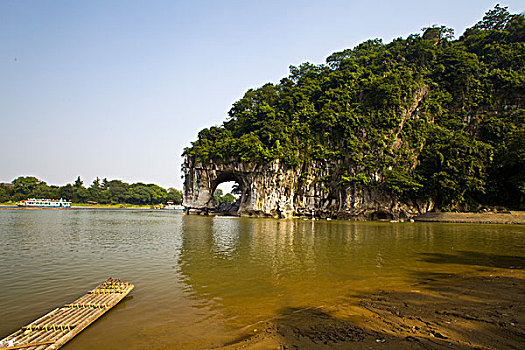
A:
[{"left": 0, "top": 176, "right": 183, "bottom": 205}]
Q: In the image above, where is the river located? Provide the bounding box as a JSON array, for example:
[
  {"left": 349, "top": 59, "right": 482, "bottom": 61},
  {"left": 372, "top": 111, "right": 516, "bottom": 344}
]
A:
[{"left": 0, "top": 210, "right": 523, "bottom": 349}]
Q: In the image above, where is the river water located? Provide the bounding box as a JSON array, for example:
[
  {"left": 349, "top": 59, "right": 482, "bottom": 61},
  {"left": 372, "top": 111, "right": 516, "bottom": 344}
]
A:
[{"left": 0, "top": 210, "right": 523, "bottom": 349}]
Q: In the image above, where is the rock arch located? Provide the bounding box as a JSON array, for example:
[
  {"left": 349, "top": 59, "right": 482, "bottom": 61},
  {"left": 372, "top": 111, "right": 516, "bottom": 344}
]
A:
[
  {"left": 182, "top": 155, "right": 432, "bottom": 219},
  {"left": 182, "top": 156, "right": 295, "bottom": 218},
  {"left": 209, "top": 172, "right": 246, "bottom": 214}
]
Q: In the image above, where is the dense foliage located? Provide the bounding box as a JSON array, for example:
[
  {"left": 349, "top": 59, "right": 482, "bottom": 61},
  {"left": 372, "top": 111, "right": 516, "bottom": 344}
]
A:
[
  {"left": 184, "top": 6, "right": 524, "bottom": 210},
  {"left": 0, "top": 176, "right": 183, "bottom": 205},
  {"left": 213, "top": 189, "right": 236, "bottom": 206}
]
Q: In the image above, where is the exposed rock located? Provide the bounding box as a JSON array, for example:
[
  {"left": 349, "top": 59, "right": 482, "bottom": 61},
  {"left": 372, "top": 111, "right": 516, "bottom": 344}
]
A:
[
  {"left": 182, "top": 156, "right": 434, "bottom": 220},
  {"left": 214, "top": 199, "right": 241, "bottom": 216}
]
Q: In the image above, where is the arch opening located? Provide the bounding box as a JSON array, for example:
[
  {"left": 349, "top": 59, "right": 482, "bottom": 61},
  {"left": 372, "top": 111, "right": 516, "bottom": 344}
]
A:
[{"left": 210, "top": 173, "right": 246, "bottom": 216}]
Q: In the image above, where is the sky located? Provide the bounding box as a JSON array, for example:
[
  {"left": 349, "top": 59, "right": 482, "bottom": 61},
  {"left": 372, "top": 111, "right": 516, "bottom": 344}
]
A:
[{"left": 1, "top": 0, "right": 523, "bottom": 189}]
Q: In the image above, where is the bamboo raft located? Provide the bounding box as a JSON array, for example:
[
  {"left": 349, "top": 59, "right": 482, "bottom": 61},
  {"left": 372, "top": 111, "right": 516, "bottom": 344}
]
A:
[{"left": 0, "top": 278, "right": 134, "bottom": 350}]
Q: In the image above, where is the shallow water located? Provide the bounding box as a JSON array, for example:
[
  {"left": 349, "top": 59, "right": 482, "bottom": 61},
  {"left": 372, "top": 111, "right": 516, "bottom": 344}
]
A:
[{"left": 0, "top": 210, "right": 523, "bottom": 349}]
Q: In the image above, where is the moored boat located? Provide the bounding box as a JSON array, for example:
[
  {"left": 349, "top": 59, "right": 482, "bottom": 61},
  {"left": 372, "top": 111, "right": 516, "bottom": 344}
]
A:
[
  {"left": 18, "top": 198, "right": 72, "bottom": 208},
  {"left": 163, "top": 201, "right": 184, "bottom": 211}
]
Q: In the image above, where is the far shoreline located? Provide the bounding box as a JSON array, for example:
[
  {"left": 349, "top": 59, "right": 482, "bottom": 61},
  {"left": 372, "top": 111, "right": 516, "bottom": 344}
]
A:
[
  {"left": 1, "top": 204, "right": 524, "bottom": 224},
  {"left": 0, "top": 206, "right": 160, "bottom": 211},
  {"left": 0, "top": 203, "right": 176, "bottom": 211}
]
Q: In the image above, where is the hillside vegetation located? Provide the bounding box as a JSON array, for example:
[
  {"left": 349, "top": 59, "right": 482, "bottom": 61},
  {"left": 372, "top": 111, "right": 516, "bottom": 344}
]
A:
[{"left": 185, "top": 6, "right": 524, "bottom": 211}]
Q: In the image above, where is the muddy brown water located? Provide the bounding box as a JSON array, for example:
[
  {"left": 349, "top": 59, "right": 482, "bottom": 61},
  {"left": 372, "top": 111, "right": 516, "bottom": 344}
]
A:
[{"left": 0, "top": 210, "right": 523, "bottom": 349}]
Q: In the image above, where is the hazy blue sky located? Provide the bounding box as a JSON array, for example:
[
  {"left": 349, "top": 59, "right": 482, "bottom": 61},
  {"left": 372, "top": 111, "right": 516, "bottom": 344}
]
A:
[{"left": 1, "top": 1, "right": 523, "bottom": 189}]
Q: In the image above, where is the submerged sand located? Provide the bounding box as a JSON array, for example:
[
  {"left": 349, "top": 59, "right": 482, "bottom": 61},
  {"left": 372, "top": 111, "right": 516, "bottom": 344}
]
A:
[
  {"left": 214, "top": 212, "right": 525, "bottom": 349},
  {"left": 217, "top": 268, "right": 525, "bottom": 349}
]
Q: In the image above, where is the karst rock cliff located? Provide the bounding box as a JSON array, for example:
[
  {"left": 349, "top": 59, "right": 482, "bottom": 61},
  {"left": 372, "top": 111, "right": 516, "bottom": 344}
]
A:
[
  {"left": 182, "top": 8, "right": 524, "bottom": 218},
  {"left": 182, "top": 156, "right": 434, "bottom": 220}
]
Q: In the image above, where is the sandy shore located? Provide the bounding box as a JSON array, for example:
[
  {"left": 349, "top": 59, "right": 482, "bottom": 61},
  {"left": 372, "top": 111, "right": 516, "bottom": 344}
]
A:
[
  {"left": 217, "top": 267, "right": 525, "bottom": 349},
  {"left": 414, "top": 211, "right": 525, "bottom": 224}
]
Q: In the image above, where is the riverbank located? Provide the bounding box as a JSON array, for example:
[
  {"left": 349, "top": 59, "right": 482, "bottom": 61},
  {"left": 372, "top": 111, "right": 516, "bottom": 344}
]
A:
[
  {"left": 0, "top": 202, "right": 160, "bottom": 209},
  {"left": 414, "top": 211, "right": 525, "bottom": 224},
  {"left": 0, "top": 204, "right": 167, "bottom": 211},
  {"left": 1, "top": 204, "right": 523, "bottom": 223},
  {"left": 218, "top": 267, "right": 525, "bottom": 349}
]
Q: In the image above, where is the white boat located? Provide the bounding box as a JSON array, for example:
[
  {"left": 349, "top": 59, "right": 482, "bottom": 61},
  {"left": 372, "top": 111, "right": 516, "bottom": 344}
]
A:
[
  {"left": 18, "top": 198, "right": 71, "bottom": 208},
  {"left": 163, "top": 202, "right": 184, "bottom": 211}
]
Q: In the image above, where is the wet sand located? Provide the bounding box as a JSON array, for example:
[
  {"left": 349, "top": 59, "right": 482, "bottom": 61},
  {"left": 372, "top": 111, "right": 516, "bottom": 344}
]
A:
[
  {"left": 414, "top": 211, "right": 525, "bottom": 224},
  {"left": 218, "top": 268, "right": 525, "bottom": 349}
]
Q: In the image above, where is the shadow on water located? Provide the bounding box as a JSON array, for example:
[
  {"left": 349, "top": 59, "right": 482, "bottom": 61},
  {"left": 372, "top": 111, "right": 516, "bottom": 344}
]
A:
[{"left": 419, "top": 250, "right": 525, "bottom": 269}]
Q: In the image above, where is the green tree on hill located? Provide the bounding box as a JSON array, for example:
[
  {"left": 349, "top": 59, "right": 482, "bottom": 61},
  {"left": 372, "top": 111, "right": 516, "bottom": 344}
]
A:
[
  {"left": 184, "top": 6, "right": 525, "bottom": 210},
  {"left": 74, "top": 176, "right": 83, "bottom": 188}
]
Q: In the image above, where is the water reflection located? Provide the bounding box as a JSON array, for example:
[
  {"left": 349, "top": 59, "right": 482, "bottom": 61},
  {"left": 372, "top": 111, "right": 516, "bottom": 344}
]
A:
[
  {"left": 211, "top": 217, "right": 241, "bottom": 258},
  {"left": 176, "top": 217, "right": 525, "bottom": 329},
  {"left": 178, "top": 218, "right": 414, "bottom": 325}
]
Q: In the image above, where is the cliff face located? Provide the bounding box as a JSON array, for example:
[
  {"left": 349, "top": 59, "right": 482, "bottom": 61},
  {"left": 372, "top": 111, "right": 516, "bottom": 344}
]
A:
[
  {"left": 182, "top": 84, "right": 434, "bottom": 220},
  {"left": 182, "top": 156, "right": 434, "bottom": 219}
]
